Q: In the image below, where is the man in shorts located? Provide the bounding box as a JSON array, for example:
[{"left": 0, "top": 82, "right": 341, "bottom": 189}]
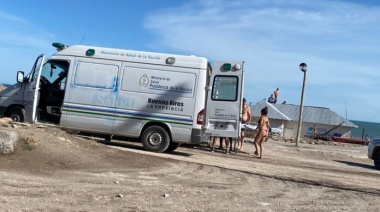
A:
[{"left": 238, "top": 98, "right": 251, "bottom": 151}]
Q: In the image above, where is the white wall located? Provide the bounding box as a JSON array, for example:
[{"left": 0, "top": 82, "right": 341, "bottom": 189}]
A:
[{"left": 282, "top": 121, "right": 353, "bottom": 139}]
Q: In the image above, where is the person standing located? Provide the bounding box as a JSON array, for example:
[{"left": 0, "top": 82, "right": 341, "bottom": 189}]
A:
[
  {"left": 273, "top": 88, "right": 279, "bottom": 104},
  {"left": 254, "top": 106, "right": 269, "bottom": 159},
  {"left": 238, "top": 98, "right": 251, "bottom": 152}
]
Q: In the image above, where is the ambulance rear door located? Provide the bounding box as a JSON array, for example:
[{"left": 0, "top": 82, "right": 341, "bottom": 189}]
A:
[{"left": 203, "top": 61, "right": 244, "bottom": 139}]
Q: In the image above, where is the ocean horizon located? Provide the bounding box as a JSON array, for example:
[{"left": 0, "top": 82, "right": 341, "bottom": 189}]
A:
[
  {"left": 350, "top": 120, "right": 380, "bottom": 140},
  {"left": 1, "top": 83, "right": 12, "bottom": 87}
]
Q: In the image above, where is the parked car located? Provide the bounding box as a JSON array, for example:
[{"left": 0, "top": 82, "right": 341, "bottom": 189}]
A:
[{"left": 368, "top": 138, "right": 380, "bottom": 170}]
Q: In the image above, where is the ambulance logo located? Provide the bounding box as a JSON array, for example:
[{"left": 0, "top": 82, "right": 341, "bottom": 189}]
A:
[{"left": 139, "top": 74, "right": 149, "bottom": 88}]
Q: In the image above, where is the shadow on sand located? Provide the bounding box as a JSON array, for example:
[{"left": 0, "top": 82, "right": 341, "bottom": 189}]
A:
[
  {"left": 334, "top": 160, "right": 376, "bottom": 170},
  {"left": 90, "top": 137, "right": 193, "bottom": 157}
]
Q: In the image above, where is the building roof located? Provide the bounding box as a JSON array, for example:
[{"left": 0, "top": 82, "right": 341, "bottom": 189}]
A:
[{"left": 250, "top": 101, "right": 358, "bottom": 128}]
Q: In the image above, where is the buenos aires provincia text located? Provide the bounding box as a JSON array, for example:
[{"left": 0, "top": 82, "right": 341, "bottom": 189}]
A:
[{"left": 147, "top": 98, "right": 184, "bottom": 112}]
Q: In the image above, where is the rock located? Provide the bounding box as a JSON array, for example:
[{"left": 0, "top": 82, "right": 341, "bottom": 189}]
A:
[
  {"left": 163, "top": 193, "right": 169, "bottom": 198},
  {"left": 114, "top": 181, "right": 119, "bottom": 184},
  {"left": 20, "top": 123, "right": 31, "bottom": 127},
  {"left": 116, "top": 194, "right": 123, "bottom": 198},
  {"left": 0, "top": 130, "right": 18, "bottom": 154},
  {"left": 0, "top": 117, "right": 12, "bottom": 125}
]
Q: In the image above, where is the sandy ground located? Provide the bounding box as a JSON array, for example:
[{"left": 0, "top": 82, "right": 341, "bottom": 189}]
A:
[{"left": 0, "top": 123, "right": 379, "bottom": 212}]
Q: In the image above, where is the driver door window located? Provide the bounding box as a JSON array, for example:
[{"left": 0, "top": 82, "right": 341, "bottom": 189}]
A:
[{"left": 40, "top": 60, "right": 70, "bottom": 85}]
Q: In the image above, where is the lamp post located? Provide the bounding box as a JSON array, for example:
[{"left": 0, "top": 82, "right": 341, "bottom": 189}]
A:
[{"left": 295, "top": 63, "right": 307, "bottom": 147}]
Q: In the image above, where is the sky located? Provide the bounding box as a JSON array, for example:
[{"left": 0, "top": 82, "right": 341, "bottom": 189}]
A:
[{"left": 1, "top": 0, "right": 380, "bottom": 123}]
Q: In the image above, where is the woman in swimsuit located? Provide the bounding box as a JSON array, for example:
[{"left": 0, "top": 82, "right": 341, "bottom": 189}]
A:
[{"left": 254, "top": 107, "right": 269, "bottom": 159}]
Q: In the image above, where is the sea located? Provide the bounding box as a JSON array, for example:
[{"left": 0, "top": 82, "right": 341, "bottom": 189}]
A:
[{"left": 350, "top": 120, "right": 380, "bottom": 140}]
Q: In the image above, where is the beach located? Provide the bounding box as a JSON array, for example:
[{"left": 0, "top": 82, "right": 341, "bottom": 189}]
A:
[{"left": 1, "top": 122, "right": 379, "bottom": 211}]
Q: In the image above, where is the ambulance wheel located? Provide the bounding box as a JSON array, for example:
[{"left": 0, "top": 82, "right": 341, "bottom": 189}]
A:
[
  {"left": 7, "top": 106, "right": 25, "bottom": 122},
  {"left": 141, "top": 126, "right": 171, "bottom": 153},
  {"left": 165, "top": 142, "right": 180, "bottom": 152}
]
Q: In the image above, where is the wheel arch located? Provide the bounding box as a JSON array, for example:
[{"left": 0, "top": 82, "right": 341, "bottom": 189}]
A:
[
  {"left": 140, "top": 121, "right": 173, "bottom": 141},
  {"left": 373, "top": 146, "right": 380, "bottom": 158},
  {"left": 4, "top": 104, "right": 25, "bottom": 116}
]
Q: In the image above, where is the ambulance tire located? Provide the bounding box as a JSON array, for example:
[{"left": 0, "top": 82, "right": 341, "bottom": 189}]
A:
[
  {"left": 165, "top": 142, "right": 180, "bottom": 152},
  {"left": 141, "top": 126, "right": 171, "bottom": 153},
  {"left": 7, "top": 106, "right": 25, "bottom": 122}
]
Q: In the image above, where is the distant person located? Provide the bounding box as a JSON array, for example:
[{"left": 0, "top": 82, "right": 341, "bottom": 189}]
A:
[
  {"left": 254, "top": 106, "right": 270, "bottom": 159},
  {"left": 311, "top": 124, "right": 317, "bottom": 139},
  {"left": 282, "top": 101, "right": 286, "bottom": 104},
  {"left": 273, "top": 88, "right": 279, "bottom": 103},
  {"left": 238, "top": 98, "right": 252, "bottom": 152},
  {"left": 268, "top": 94, "right": 275, "bottom": 103},
  {"left": 364, "top": 135, "right": 370, "bottom": 141}
]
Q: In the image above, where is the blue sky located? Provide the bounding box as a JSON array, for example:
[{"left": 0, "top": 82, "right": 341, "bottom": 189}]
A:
[{"left": 1, "top": 0, "right": 380, "bottom": 123}]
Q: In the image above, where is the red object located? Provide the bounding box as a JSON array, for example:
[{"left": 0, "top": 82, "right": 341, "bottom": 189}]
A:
[{"left": 332, "top": 136, "right": 371, "bottom": 145}]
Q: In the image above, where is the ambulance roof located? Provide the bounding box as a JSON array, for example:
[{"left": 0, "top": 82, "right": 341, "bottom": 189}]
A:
[{"left": 52, "top": 43, "right": 209, "bottom": 69}]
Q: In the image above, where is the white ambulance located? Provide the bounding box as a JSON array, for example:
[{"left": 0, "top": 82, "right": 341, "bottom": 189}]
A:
[{"left": 0, "top": 43, "right": 244, "bottom": 152}]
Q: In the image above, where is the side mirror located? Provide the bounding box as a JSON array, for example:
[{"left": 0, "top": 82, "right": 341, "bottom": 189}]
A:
[{"left": 17, "top": 71, "right": 25, "bottom": 83}]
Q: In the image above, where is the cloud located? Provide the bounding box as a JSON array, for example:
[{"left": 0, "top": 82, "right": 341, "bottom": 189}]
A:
[
  {"left": 0, "top": 11, "right": 56, "bottom": 84},
  {"left": 143, "top": 0, "right": 380, "bottom": 121},
  {"left": 0, "top": 11, "right": 26, "bottom": 23},
  {"left": 0, "top": 10, "right": 55, "bottom": 48}
]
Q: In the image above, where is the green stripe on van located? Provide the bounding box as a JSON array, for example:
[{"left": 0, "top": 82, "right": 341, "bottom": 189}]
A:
[{"left": 62, "top": 108, "right": 192, "bottom": 126}]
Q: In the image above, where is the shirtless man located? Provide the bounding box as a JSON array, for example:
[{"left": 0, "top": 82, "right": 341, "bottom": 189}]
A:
[
  {"left": 273, "top": 88, "right": 279, "bottom": 104},
  {"left": 238, "top": 98, "right": 251, "bottom": 151}
]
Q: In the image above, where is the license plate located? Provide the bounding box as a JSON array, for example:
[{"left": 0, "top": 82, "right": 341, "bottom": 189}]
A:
[{"left": 214, "top": 123, "right": 228, "bottom": 130}]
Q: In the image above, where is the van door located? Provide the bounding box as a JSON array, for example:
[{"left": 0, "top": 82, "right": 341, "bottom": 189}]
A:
[
  {"left": 24, "top": 54, "right": 45, "bottom": 123},
  {"left": 203, "top": 61, "right": 244, "bottom": 139}
]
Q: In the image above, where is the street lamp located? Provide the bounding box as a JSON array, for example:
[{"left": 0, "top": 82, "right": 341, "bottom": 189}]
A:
[{"left": 295, "top": 63, "right": 307, "bottom": 147}]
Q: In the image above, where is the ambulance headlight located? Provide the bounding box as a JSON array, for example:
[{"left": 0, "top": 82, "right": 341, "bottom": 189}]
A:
[{"left": 166, "top": 57, "right": 175, "bottom": 64}]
